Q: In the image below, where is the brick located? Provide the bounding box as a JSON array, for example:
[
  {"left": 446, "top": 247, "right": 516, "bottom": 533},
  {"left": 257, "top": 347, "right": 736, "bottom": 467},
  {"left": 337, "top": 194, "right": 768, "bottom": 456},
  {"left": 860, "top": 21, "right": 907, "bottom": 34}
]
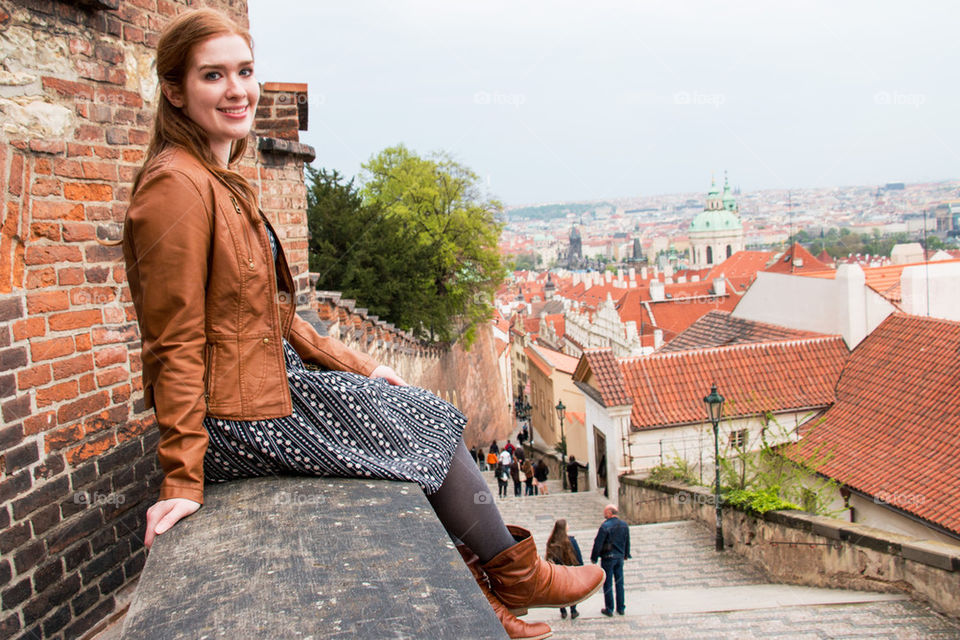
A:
[
  {"left": 128, "top": 128, "right": 150, "bottom": 145},
  {"left": 65, "top": 541, "right": 91, "bottom": 572},
  {"left": 1, "top": 395, "right": 31, "bottom": 423},
  {"left": 18, "top": 364, "right": 52, "bottom": 390},
  {"left": 13, "top": 475, "right": 69, "bottom": 520},
  {"left": 31, "top": 336, "right": 75, "bottom": 361},
  {"left": 31, "top": 178, "right": 61, "bottom": 196},
  {"left": 91, "top": 325, "right": 136, "bottom": 346},
  {"left": 25, "top": 245, "right": 83, "bottom": 265},
  {"left": 28, "top": 139, "right": 65, "bottom": 155},
  {"left": 75, "top": 332, "right": 92, "bottom": 352},
  {"left": 57, "top": 267, "right": 85, "bottom": 286},
  {"left": 36, "top": 380, "right": 79, "bottom": 406},
  {"left": 84, "top": 266, "right": 109, "bottom": 284},
  {"left": 13, "top": 317, "right": 46, "bottom": 341},
  {"left": 24, "top": 411, "right": 56, "bottom": 436},
  {"left": 75, "top": 122, "right": 104, "bottom": 141},
  {"left": 22, "top": 572, "right": 80, "bottom": 627},
  {"left": 93, "top": 345, "right": 126, "bottom": 368},
  {"left": 0, "top": 469, "right": 32, "bottom": 504},
  {"left": 0, "top": 559, "right": 9, "bottom": 587},
  {"left": 95, "top": 367, "right": 126, "bottom": 388},
  {"left": 94, "top": 44, "right": 123, "bottom": 65},
  {"left": 105, "top": 127, "right": 129, "bottom": 145},
  {"left": 34, "top": 157, "right": 51, "bottom": 175},
  {"left": 33, "top": 200, "right": 84, "bottom": 220},
  {"left": 123, "top": 24, "right": 144, "bottom": 43},
  {"left": 63, "top": 182, "right": 113, "bottom": 201},
  {"left": 42, "top": 76, "right": 95, "bottom": 101},
  {"left": 13, "top": 540, "right": 45, "bottom": 573},
  {"left": 25, "top": 267, "right": 57, "bottom": 289},
  {"left": 0, "top": 373, "right": 13, "bottom": 399},
  {"left": 7, "top": 152, "right": 23, "bottom": 196},
  {"left": 0, "top": 346, "right": 27, "bottom": 371},
  {"left": 85, "top": 243, "right": 122, "bottom": 263},
  {"left": 92, "top": 145, "right": 121, "bottom": 160},
  {"left": 26, "top": 290, "right": 70, "bottom": 313},
  {"left": 111, "top": 384, "right": 131, "bottom": 405},
  {"left": 1, "top": 577, "right": 31, "bottom": 609},
  {"left": 103, "top": 305, "right": 125, "bottom": 323},
  {"left": 0, "top": 422, "right": 23, "bottom": 450},
  {"left": 33, "top": 452, "right": 65, "bottom": 479},
  {"left": 71, "top": 584, "right": 99, "bottom": 616},
  {"left": 66, "top": 432, "right": 115, "bottom": 465},
  {"left": 59, "top": 390, "right": 110, "bottom": 425},
  {"left": 30, "top": 222, "right": 60, "bottom": 241},
  {"left": 70, "top": 286, "right": 115, "bottom": 306},
  {"left": 67, "top": 143, "right": 93, "bottom": 157},
  {"left": 61, "top": 222, "right": 96, "bottom": 243},
  {"left": 64, "top": 595, "right": 113, "bottom": 639},
  {"left": 122, "top": 148, "right": 145, "bottom": 163},
  {"left": 41, "top": 603, "right": 71, "bottom": 637},
  {"left": 79, "top": 372, "right": 95, "bottom": 393},
  {"left": 47, "top": 509, "right": 101, "bottom": 555},
  {"left": 30, "top": 503, "right": 61, "bottom": 535},
  {"left": 4, "top": 440, "right": 39, "bottom": 473},
  {"left": 0, "top": 296, "right": 24, "bottom": 321},
  {"left": 53, "top": 158, "right": 84, "bottom": 179},
  {"left": 49, "top": 309, "right": 103, "bottom": 332}
]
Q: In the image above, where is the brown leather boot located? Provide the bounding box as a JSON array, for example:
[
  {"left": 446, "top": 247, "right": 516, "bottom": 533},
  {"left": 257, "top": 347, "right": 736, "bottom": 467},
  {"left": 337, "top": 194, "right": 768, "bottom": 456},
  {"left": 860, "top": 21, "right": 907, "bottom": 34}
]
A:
[
  {"left": 456, "top": 545, "right": 552, "bottom": 640},
  {"left": 482, "top": 525, "right": 605, "bottom": 613}
]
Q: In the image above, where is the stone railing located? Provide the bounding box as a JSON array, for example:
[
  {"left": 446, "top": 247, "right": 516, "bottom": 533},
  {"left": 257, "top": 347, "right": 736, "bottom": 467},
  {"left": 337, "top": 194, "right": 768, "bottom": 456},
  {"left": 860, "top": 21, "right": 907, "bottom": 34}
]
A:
[
  {"left": 120, "top": 477, "right": 506, "bottom": 639},
  {"left": 619, "top": 476, "right": 960, "bottom": 619}
]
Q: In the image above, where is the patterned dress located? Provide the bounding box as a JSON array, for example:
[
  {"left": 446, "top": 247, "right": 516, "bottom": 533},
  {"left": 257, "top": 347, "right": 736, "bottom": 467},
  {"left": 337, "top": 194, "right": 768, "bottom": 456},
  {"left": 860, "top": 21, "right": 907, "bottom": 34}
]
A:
[{"left": 202, "top": 220, "right": 465, "bottom": 494}]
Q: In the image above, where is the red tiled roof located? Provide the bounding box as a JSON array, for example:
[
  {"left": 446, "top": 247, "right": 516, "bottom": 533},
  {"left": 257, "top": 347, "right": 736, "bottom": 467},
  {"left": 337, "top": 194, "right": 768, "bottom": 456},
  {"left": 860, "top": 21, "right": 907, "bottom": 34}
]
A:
[
  {"left": 525, "top": 346, "right": 553, "bottom": 378},
  {"left": 706, "top": 251, "right": 775, "bottom": 280},
  {"left": 647, "top": 295, "right": 739, "bottom": 338},
  {"left": 764, "top": 243, "right": 833, "bottom": 275},
  {"left": 529, "top": 343, "right": 579, "bottom": 375},
  {"left": 784, "top": 314, "right": 960, "bottom": 535},
  {"left": 573, "top": 349, "right": 631, "bottom": 407},
  {"left": 798, "top": 258, "right": 960, "bottom": 306},
  {"left": 620, "top": 337, "right": 848, "bottom": 430},
  {"left": 660, "top": 310, "right": 828, "bottom": 352}
]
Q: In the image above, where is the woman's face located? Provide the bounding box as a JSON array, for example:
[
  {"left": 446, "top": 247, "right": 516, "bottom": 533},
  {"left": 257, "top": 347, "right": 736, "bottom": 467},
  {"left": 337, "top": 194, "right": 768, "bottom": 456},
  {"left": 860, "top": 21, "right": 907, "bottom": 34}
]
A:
[{"left": 165, "top": 33, "right": 259, "bottom": 165}]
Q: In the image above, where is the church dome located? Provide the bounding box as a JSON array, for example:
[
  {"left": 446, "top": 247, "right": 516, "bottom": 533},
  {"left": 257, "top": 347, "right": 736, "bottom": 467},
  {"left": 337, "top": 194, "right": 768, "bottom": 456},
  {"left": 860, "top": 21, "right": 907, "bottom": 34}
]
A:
[{"left": 689, "top": 208, "right": 741, "bottom": 232}]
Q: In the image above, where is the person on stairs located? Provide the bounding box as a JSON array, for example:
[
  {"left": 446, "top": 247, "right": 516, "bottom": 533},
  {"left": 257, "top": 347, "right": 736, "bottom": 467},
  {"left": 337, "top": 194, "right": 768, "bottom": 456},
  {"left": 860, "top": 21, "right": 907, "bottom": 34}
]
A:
[{"left": 546, "top": 519, "right": 585, "bottom": 620}]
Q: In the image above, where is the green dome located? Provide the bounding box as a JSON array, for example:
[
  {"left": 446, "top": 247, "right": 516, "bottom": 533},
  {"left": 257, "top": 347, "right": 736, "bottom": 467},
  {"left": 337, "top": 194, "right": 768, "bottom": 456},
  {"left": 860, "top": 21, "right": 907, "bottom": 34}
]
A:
[{"left": 689, "top": 209, "right": 741, "bottom": 232}]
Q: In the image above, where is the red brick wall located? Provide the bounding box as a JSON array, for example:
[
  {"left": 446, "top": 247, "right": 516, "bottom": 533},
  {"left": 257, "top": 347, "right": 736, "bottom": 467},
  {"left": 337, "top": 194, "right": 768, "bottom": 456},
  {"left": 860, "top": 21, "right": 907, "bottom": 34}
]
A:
[{"left": 0, "top": 1, "right": 318, "bottom": 638}]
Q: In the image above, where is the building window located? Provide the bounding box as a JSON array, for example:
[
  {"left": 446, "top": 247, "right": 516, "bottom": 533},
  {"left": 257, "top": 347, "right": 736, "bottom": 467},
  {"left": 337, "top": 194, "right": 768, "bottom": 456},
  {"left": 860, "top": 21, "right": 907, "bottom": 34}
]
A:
[
  {"left": 706, "top": 246, "right": 713, "bottom": 264},
  {"left": 729, "top": 429, "right": 747, "bottom": 448},
  {"left": 726, "top": 244, "right": 732, "bottom": 258}
]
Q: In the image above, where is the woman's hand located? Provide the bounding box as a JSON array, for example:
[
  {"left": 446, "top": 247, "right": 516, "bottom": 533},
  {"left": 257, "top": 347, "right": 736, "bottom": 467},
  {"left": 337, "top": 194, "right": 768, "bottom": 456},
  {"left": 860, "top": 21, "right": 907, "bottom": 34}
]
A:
[
  {"left": 370, "top": 364, "right": 408, "bottom": 386},
  {"left": 144, "top": 498, "right": 201, "bottom": 550}
]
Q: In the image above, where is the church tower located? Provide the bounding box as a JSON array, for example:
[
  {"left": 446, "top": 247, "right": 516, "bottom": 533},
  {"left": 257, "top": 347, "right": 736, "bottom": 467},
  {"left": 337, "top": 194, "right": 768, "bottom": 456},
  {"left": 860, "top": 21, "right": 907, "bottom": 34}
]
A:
[{"left": 688, "top": 172, "right": 744, "bottom": 268}]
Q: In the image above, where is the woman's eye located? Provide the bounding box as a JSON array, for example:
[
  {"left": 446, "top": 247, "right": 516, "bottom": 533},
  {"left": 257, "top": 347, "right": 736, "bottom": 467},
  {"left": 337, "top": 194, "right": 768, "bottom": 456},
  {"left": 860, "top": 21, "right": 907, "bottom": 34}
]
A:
[
  {"left": 205, "top": 71, "right": 222, "bottom": 81},
  {"left": 239, "top": 67, "right": 254, "bottom": 77}
]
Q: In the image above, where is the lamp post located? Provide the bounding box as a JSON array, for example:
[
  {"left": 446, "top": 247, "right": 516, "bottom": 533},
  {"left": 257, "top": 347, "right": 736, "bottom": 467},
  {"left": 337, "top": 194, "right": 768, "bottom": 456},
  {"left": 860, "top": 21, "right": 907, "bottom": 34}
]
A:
[
  {"left": 523, "top": 401, "right": 533, "bottom": 447},
  {"left": 703, "top": 384, "right": 725, "bottom": 552},
  {"left": 555, "top": 400, "right": 567, "bottom": 491}
]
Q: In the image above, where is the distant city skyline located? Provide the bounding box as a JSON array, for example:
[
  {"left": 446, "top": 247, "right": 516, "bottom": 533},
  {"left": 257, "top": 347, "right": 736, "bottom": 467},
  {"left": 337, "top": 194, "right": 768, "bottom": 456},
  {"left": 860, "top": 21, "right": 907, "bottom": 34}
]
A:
[{"left": 248, "top": 0, "right": 960, "bottom": 207}]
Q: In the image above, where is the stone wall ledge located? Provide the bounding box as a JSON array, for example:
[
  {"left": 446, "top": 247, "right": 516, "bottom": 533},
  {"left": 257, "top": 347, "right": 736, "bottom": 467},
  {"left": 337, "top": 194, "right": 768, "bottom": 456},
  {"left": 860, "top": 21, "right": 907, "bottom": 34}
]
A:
[
  {"left": 120, "top": 477, "right": 506, "bottom": 639},
  {"left": 619, "top": 475, "right": 960, "bottom": 619},
  {"left": 257, "top": 136, "right": 316, "bottom": 162}
]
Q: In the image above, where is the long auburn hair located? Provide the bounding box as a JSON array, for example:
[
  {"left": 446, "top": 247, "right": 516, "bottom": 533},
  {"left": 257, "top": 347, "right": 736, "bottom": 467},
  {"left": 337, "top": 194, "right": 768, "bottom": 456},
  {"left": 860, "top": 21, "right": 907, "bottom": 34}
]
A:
[
  {"left": 132, "top": 8, "right": 259, "bottom": 207},
  {"left": 546, "top": 519, "right": 578, "bottom": 566}
]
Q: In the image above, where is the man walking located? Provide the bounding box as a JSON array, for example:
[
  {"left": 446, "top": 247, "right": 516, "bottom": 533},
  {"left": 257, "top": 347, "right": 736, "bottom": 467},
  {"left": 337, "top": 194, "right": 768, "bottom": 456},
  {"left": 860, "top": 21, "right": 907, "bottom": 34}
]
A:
[{"left": 590, "top": 504, "right": 631, "bottom": 617}]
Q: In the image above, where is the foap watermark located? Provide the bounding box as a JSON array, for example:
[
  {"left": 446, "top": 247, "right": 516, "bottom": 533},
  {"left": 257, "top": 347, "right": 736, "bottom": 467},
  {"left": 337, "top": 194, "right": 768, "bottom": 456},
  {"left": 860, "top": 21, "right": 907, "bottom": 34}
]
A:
[
  {"left": 674, "top": 91, "right": 726, "bottom": 108},
  {"left": 874, "top": 491, "right": 926, "bottom": 506},
  {"left": 473, "top": 490, "right": 494, "bottom": 505},
  {"left": 674, "top": 490, "right": 724, "bottom": 506},
  {"left": 275, "top": 490, "right": 325, "bottom": 506},
  {"left": 873, "top": 91, "right": 926, "bottom": 108},
  {"left": 474, "top": 90, "right": 526, "bottom": 108},
  {"left": 74, "top": 490, "right": 126, "bottom": 506}
]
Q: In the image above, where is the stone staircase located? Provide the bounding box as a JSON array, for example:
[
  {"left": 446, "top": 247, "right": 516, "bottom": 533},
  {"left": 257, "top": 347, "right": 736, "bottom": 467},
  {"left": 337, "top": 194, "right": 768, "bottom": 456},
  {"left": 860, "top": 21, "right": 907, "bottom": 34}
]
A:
[{"left": 479, "top": 469, "right": 960, "bottom": 639}]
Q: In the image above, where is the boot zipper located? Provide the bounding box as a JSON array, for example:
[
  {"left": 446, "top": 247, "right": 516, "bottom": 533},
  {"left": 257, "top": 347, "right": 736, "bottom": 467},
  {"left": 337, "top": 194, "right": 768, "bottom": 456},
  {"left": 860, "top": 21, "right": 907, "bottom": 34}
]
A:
[{"left": 231, "top": 195, "right": 256, "bottom": 271}]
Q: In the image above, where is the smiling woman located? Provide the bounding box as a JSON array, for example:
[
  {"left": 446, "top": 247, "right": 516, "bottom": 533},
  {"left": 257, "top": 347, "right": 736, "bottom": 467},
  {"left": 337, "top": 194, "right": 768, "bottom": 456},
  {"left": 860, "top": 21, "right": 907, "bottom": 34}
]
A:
[{"left": 120, "top": 9, "right": 602, "bottom": 639}]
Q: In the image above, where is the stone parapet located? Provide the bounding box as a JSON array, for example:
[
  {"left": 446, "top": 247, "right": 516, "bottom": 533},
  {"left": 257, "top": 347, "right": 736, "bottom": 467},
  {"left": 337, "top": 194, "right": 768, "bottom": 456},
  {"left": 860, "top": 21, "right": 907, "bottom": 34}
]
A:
[{"left": 618, "top": 476, "right": 960, "bottom": 619}]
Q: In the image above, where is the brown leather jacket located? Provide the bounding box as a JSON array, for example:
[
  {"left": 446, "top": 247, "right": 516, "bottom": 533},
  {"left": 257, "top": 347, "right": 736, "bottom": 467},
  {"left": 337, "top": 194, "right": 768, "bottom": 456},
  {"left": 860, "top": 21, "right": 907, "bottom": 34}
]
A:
[{"left": 123, "top": 147, "right": 377, "bottom": 504}]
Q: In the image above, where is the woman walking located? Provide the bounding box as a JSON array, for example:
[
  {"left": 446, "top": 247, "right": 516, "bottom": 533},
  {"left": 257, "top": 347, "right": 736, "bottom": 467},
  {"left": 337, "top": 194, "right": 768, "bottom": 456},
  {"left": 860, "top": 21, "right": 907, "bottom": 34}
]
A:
[
  {"left": 522, "top": 459, "right": 535, "bottom": 496},
  {"left": 122, "top": 10, "right": 602, "bottom": 639},
  {"left": 546, "top": 520, "right": 585, "bottom": 620}
]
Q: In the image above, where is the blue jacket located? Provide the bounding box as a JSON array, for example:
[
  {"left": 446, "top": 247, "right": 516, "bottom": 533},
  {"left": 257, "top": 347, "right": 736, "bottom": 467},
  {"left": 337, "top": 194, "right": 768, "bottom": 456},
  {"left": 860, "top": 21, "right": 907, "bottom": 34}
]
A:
[
  {"left": 569, "top": 536, "right": 584, "bottom": 566},
  {"left": 591, "top": 516, "right": 631, "bottom": 562}
]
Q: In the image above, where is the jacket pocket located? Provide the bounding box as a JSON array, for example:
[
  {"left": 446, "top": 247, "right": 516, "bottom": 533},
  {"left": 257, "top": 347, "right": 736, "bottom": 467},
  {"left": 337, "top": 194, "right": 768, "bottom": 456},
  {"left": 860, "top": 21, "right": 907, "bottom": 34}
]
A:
[
  {"left": 203, "top": 343, "right": 215, "bottom": 404},
  {"left": 205, "top": 338, "right": 242, "bottom": 416}
]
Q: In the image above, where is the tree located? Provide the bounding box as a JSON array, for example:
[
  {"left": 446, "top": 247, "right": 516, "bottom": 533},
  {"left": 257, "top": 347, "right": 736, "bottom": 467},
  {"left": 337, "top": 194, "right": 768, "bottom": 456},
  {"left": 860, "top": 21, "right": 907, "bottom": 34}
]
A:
[
  {"left": 305, "top": 166, "right": 435, "bottom": 333},
  {"left": 360, "top": 145, "right": 505, "bottom": 343}
]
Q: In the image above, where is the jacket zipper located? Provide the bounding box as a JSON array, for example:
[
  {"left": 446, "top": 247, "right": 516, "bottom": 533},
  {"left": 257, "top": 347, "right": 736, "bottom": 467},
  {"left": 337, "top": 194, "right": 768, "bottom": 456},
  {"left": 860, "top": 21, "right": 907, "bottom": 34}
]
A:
[
  {"left": 231, "top": 195, "right": 256, "bottom": 271},
  {"left": 203, "top": 343, "right": 213, "bottom": 403}
]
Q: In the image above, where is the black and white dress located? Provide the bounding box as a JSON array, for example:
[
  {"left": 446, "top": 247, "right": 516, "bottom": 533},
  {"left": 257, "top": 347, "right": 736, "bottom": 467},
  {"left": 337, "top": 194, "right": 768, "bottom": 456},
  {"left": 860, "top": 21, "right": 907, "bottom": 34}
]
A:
[{"left": 202, "top": 221, "right": 465, "bottom": 494}]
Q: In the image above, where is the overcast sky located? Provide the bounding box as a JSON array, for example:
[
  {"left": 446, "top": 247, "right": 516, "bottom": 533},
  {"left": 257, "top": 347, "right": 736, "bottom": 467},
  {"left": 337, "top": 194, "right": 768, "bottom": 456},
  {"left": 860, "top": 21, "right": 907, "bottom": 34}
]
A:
[{"left": 247, "top": 1, "right": 959, "bottom": 206}]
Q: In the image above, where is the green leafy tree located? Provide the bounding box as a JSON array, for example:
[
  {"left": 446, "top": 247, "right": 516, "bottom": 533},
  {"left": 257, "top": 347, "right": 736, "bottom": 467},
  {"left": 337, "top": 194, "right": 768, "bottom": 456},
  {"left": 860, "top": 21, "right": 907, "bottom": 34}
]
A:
[
  {"left": 306, "top": 166, "right": 435, "bottom": 332},
  {"left": 360, "top": 145, "right": 505, "bottom": 342}
]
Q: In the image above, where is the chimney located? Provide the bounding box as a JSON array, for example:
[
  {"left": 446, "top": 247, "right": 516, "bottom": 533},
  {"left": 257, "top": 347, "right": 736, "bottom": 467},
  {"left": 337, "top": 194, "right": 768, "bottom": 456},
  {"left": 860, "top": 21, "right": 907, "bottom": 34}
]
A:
[
  {"left": 641, "top": 267, "right": 649, "bottom": 280},
  {"left": 653, "top": 329, "right": 664, "bottom": 349},
  {"left": 712, "top": 277, "right": 726, "bottom": 296},
  {"left": 650, "top": 280, "right": 665, "bottom": 302},
  {"left": 691, "top": 275, "right": 700, "bottom": 282},
  {"left": 677, "top": 275, "right": 687, "bottom": 283}
]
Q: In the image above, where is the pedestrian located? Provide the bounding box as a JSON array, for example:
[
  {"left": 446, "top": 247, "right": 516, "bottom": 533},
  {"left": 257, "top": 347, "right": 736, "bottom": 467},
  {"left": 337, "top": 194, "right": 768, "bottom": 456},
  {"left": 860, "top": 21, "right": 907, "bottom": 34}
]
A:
[
  {"left": 513, "top": 446, "right": 525, "bottom": 466},
  {"left": 546, "top": 519, "right": 584, "bottom": 620},
  {"left": 486, "top": 449, "right": 498, "bottom": 471},
  {"left": 522, "top": 459, "right": 535, "bottom": 496},
  {"left": 498, "top": 447, "right": 513, "bottom": 470},
  {"left": 566, "top": 455, "right": 579, "bottom": 493},
  {"left": 489, "top": 441, "right": 500, "bottom": 456},
  {"left": 517, "top": 427, "right": 527, "bottom": 447},
  {"left": 504, "top": 440, "right": 515, "bottom": 456},
  {"left": 510, "top": 458, "right": 522, "bottom": 497},
  {"left": 534, "top": 459, "right": 549, "bottom": 495},
  {"left": 122, "top": 9, "right": 603, "bottom": 639},
  {"left": 470, "top": 444, "right": 479, "bottom": 469},
  {"left": 590, "top": 504, "right": 631, "bottom": 617},
  {"left": 496, "top": 461, "right": 510, "bottom": 499}
]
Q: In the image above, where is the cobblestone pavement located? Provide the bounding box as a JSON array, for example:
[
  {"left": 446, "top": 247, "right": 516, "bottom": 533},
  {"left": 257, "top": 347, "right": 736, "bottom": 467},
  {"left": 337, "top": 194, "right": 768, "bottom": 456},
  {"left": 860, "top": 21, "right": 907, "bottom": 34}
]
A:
[{"left": 480, "top": 470, "right": 960, "bottom": 640}]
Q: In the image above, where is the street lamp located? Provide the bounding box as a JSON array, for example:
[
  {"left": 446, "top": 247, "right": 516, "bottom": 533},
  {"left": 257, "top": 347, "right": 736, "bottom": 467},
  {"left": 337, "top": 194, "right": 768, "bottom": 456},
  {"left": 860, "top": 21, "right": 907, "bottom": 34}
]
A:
[
  {"left": 703, "top": 384, "right": 725, "bottom": 552},
  {"left": 555, "top": 400, "right": 567, "bottom": 491},
  {"left": 523, "top": 401, "right": 533, "bottom": 447}
]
